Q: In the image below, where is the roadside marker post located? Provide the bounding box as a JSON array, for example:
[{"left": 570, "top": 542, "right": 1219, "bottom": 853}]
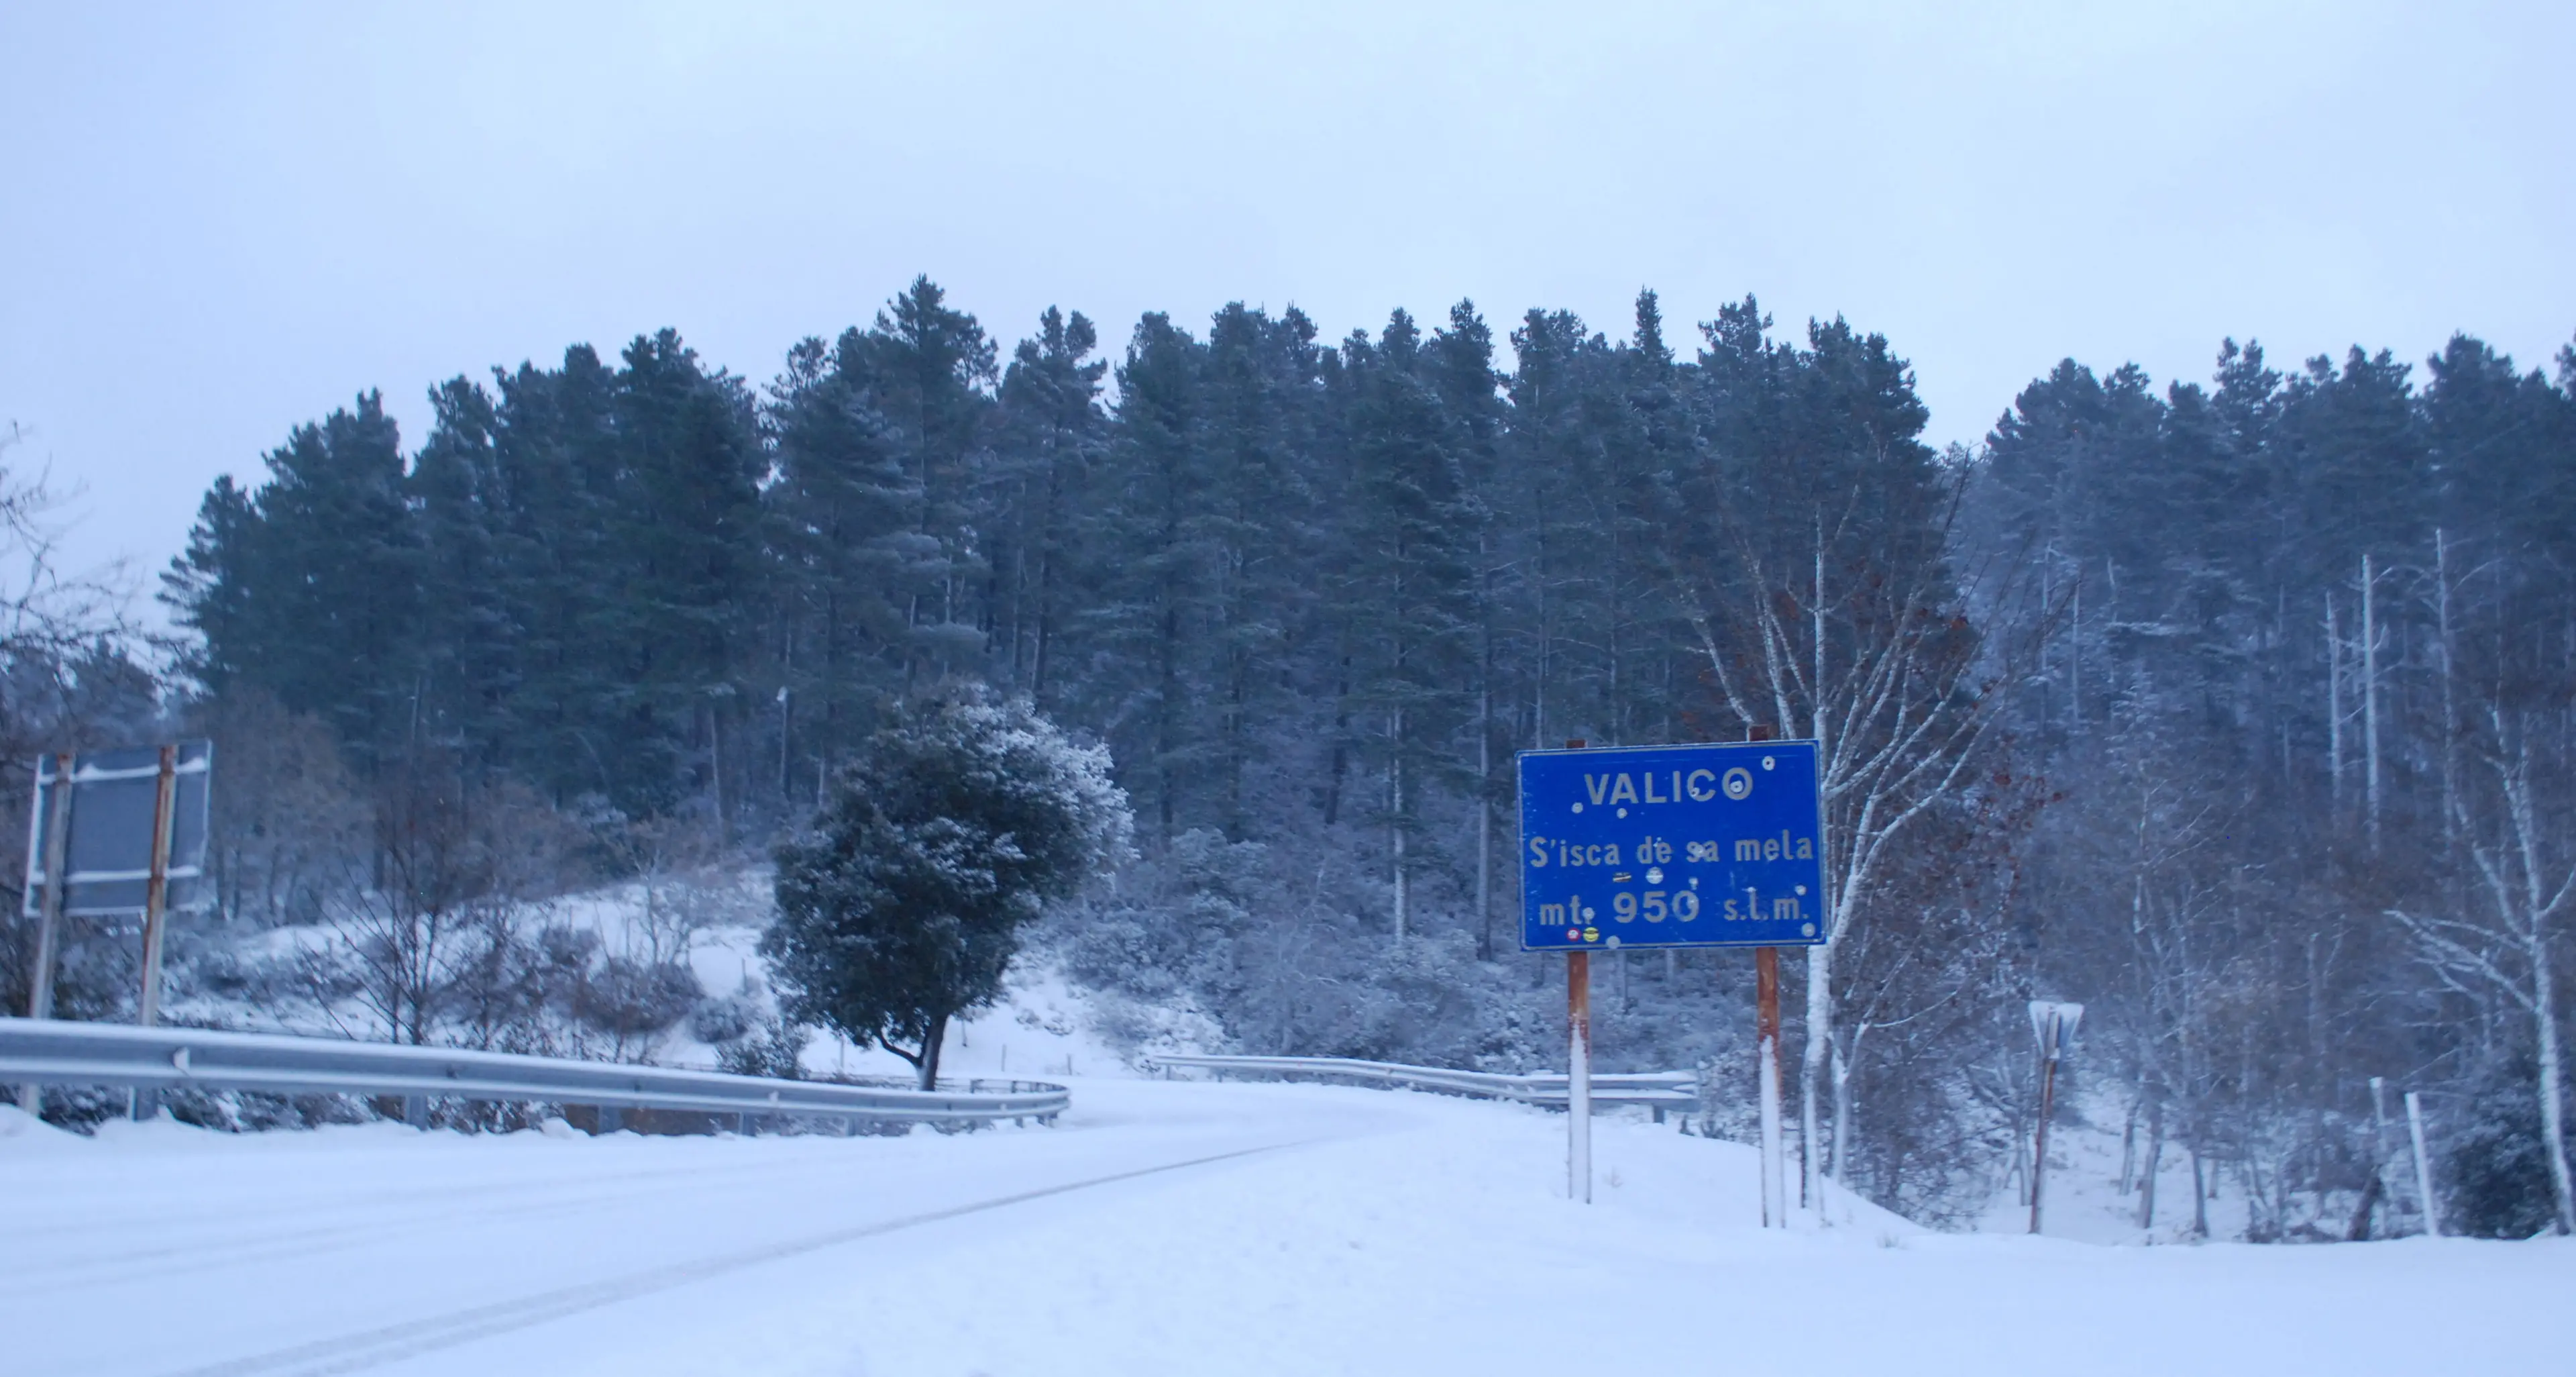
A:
[{"left": 1519, "top": 734, "right": 1825, "bottom": 1218}]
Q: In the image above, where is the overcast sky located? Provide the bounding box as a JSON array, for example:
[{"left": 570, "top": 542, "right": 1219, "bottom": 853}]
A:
[{"left": 3, "top": 1, "right": 2569, "bottom": 606}]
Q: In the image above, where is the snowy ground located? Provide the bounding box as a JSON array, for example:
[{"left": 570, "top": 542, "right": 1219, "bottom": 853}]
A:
[{"left": 5, "top": 1078, "right": 2569, "bottom": 1377}]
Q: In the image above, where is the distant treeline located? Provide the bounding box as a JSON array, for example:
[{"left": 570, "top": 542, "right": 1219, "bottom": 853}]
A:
[
  {"left": 167, "top": 280, "right": 1943, "bottom": 871},
  {"left": 159, "top": 278, "right": 2576, "bottom": 1235}
]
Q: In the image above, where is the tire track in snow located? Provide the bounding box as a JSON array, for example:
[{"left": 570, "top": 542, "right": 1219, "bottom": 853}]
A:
[
  {"left": 160, "top": 1140, "right": 1297, "bottom": 1377},
  {"left": 6, "top": 1150, "right": 890, "bottom": 1295}
]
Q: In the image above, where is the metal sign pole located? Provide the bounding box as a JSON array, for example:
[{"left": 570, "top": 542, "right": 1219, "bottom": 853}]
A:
[
  {"left": 1569, "top": 949, "right": 1592, "bottom": 1204},
  {"left": 1561, "top": 737, "right": 1592, "bottom": 1205},
  {"left": 1747, "top": 724, "right": 1785, "bottom": 1228},
  {"left": 17, "top": 752, "right": 73, "bottom": 1115},
  {"left": 1757, "top": 944, "right": 1784, "bottom": 1227}
]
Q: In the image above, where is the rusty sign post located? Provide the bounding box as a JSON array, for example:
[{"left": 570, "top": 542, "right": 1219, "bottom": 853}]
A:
[
  {"left": 1562, "top": 740, "right": 1594, "bottom": 1205},
  {"left": 1757, "top": 945, "right": 1785, "bottom": 1227},
  {"left": 1568, "top": 948, "right": 1593, "bottom": 1203},
  {"left": 2027, "top": 1000, "right": 2083, "bottom": 1235},
  {"left": 1746, "top": 726, "right": 1787, "bottom": 1227}
]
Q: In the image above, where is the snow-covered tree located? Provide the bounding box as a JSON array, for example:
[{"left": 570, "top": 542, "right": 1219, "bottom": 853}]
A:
[{"left": 765, "top": 688, "right": 1130, "bottom": 1088}]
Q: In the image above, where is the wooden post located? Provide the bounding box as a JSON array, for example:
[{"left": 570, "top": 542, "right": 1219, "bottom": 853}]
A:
[
  {"left": 2029, "top": 1041, "right": 2060, "bottom": 1233},
  {"left": 134, "top": 745, "right": 180, "bottom": 1029},
  {"left": 131, "top": 745, "right": 180, "bottom": 1122},
  {"left": 2025, "top": 1002, "right": 2082, "bottom": 1233}
]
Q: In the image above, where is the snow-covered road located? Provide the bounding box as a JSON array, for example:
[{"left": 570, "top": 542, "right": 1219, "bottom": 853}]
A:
[{"left": 5, "top": 1080, "right": 2569, "bottom": 1376}]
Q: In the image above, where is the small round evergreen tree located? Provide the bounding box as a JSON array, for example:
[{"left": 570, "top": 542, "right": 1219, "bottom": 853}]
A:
[{"left": 764, "top": 688, "right": 1130, "bottom": 1088}]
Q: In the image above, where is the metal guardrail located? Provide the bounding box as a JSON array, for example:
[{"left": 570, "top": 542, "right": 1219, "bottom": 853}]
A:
[
  {"left": 1144, "top": 1052, "right": 1697, "bottom": 1110},
  {"left": 0, "top": 1017, "right": 1067, "bottom": 1129}
]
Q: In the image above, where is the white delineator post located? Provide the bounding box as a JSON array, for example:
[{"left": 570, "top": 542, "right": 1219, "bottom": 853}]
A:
[
  {"left": 2406, "top": 1090, "right": 2442, "bottom": 1237},
  {"left": 1568, "top": 949, "right": 1592, "bottom": 1204}
]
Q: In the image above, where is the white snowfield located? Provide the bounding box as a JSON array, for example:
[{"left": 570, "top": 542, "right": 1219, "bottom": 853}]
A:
[{"left": 3, "top": 1081, "right": 2568, "bottom": 1377}]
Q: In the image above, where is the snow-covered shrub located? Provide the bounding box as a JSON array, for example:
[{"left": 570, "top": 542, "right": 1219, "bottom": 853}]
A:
[
  {"left": 690, "top": 986, "right": 761, "bottom": 1045},
  {"left": 574, "top": 957, "right": 704, "bottom": 1041},
  {"left": 716, "top": 1015, "right": 810, "bottom": 1080},
  {"left": 162, "top": 1087, "right": 373, "bottom": 1133},
  {"left": 2439, "top": 1055, "right": 2565, "bottom": 1239}
]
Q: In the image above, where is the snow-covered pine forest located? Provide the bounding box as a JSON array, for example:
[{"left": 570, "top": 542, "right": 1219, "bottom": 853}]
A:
[{"left": 9, "top": 279, "right": 2575, "bottom": 1239}]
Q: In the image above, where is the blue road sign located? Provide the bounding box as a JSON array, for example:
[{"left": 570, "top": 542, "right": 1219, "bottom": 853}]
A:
[{"left": 1519, "top": 741, "right": 1825, "bottom": 952}]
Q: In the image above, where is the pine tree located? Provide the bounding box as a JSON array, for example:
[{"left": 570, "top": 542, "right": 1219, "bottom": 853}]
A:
[
  {"left": 607, "top": 329, "right": 765, "bottom": 828},
  {"left": 991, "top": 307, "right": 1110, "bottom": 707},
  {"left": 1334, "top": 310, "right": 1476, "bottom": 939},
  {"left": 1199, "top": 303, "right": 1327, "bottom": 841},
  {"left": 171, "top": 393, "right": 423, "bottom": 773},
  {"left": 1083, "top": 311, "right": 1219, "bottom": 848},
  {"left": 409, "top": 376, "right": 515, "bottom": 774},
  {"left": 869, "top": 277, "right": 999, "bottom": 688}
]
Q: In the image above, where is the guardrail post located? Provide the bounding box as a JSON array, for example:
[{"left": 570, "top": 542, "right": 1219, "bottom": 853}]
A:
[
  {"left": 403, "top": 1094, "right": 429, "bottom": 1129},
  {"left": 596, "top": 1105, "right": 623, "bottom": 1135},
  {"left": 738, "top": 1111, "right": 755, "bottom": 1137}
]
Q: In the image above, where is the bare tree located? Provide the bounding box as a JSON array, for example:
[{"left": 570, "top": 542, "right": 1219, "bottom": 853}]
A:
[
  {"left": 193, "top": 688, "right": 366, "bottom": 927},
  {"left": 323, "top": 760, "right": 579, "bottom": 1046},
  {"left": 2390, "top": 703, "right": 2576, "bottom": 1235},
  {"left": 1677, "top": 474, "right": 2038, "bottom": 1208},
  {"left": 0, "top": 425, "right": 154, "bottom": 1021}
]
